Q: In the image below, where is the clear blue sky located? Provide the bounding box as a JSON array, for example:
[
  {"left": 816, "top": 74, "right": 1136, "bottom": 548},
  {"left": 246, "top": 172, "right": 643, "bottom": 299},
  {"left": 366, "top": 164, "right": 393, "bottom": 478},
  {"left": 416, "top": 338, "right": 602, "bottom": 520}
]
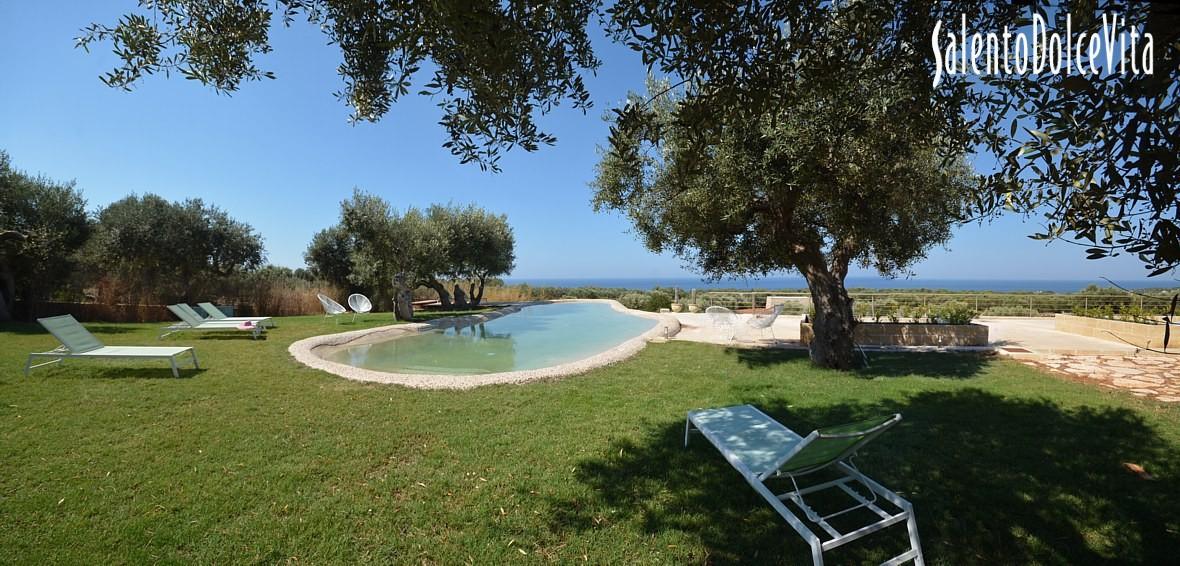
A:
[{"left": 0, "top": 1, "right": 1155, "bottom": 283}]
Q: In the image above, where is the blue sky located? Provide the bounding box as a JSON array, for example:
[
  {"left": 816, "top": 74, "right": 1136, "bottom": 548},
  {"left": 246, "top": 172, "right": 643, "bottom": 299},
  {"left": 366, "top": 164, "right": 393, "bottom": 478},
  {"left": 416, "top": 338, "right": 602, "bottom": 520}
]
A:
[{"left": 0, "top": 1, "right": 1156, "bottom": 283}]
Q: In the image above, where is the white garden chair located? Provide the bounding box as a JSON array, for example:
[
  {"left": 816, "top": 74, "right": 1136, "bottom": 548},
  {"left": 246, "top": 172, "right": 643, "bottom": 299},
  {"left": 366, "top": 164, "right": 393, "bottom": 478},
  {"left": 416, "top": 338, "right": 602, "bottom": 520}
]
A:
[
  {"left": 705, "top": 305, "right": 738, "bottom": 341},
  {"left": 347, "top": 293, "right": 373, "bottom": 322},
  {"left": 317, "top": 293, "right": 348, "bottom": 323},
  {"left": 746, "top": 304, "right": 784, "bottom": 341}
]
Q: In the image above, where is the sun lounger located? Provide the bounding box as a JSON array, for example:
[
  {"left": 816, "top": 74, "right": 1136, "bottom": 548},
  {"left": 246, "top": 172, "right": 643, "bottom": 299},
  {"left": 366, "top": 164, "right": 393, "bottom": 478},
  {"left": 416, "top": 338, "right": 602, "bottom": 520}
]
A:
[
  {"left": 685, "top": 405, "right": 924, "bottom": 565},
  {"left": 195, "top": 302, "right": 274, "bottom": 327},
  {"left": 26, "top": 314, "right": 199, "bottom": 378},
  {"left": 162, "top": 304, "right": 265, "bottom": 339}
]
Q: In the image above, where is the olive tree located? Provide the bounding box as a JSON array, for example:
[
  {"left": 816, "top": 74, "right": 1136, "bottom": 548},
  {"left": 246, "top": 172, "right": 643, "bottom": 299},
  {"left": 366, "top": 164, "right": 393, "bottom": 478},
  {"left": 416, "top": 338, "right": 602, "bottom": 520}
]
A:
[
  {"left": 85, "top": 194, "right": 264, "bottom": 303},
  {"left": 312, "top": 194, "right": 516, "bottom": 316},
  {"left": 425, "top": 204, "right": 516, "bottom": 308},
  {"left": 0, "top": 151, "right": 91, "bottom": 321},
  {"left": 596, "top": 77, "right": 976, "bottom": 368},
  {"left": 80, "top": 1, "right": 1179, "bottom": 279},
  {"left": 77, "top": 0, "right": 600, "bottom": 172}
]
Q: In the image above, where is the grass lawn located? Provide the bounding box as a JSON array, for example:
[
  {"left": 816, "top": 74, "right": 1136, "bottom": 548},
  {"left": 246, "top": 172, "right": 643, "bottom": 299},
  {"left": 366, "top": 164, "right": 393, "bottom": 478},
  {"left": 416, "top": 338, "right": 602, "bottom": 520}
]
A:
[{"left": 2, "top": 315, "right": 1178, "bottom": 564}]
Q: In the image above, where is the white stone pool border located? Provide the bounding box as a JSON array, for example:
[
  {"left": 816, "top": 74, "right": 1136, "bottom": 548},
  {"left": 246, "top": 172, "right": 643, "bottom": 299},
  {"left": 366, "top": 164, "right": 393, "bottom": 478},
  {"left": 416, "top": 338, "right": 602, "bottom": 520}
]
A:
[{"left": 288, "top": 299, "right": 681, "bottom": 390}]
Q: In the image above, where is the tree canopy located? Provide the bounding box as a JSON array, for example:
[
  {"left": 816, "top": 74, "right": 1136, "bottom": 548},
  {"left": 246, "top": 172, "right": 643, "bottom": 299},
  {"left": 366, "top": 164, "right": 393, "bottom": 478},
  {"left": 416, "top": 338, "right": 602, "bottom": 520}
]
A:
[
  {"left": 0, "top": 151, "right": 91, "bottom": 320},
  {"left": 78, "top": 1, "right": 1180, "bottom": 279},
  {"left": 77, "top": 0, "right": 601, "bottom": 172},
  {"left": 596, "top": 71, "right": 976, "bottom": 367},
  {"left": 306, "top": 192, "right": 516, "bottom": 319},
  {"left": 970, "top": 3, "right": 1180, "bottom": 275},
  {"left": 83, "top": 194, "right": 265, "bottom": 303}
]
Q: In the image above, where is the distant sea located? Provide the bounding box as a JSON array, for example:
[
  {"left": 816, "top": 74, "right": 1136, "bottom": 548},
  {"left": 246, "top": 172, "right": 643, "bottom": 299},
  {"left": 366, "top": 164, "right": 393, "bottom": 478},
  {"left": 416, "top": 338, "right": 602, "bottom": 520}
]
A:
[{"left": 501, "top": 277, "right": 1177, "bottom": 293}]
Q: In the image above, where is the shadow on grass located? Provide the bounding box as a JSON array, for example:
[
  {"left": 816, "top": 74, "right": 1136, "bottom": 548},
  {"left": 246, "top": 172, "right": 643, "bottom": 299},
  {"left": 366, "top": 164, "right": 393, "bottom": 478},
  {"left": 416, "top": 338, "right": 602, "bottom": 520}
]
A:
[
  {"left": 726, "top": 348, "right": 991, "bottom": 379},
  {"left": 2, "top": 322, "right": 145, "bottom": 336},
  {"left": 27, "top": 365, "right": 205, "bottom": 380},
  {"left": 549, "top": 390, "right": 1179, "bottom": 564},
  {"left": 172, "top": 334, "right": 269, "bottom": 341},
  {"left": 0, "top": 322, "right": 54, "bottom": 335}
]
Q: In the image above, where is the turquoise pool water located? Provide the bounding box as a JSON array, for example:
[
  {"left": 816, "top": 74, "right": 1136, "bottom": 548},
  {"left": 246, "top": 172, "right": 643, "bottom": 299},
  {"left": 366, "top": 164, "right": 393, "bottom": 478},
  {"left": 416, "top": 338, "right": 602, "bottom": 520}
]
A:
[{"left": 325, "top": 302, "right": 658, "bottom": 374}]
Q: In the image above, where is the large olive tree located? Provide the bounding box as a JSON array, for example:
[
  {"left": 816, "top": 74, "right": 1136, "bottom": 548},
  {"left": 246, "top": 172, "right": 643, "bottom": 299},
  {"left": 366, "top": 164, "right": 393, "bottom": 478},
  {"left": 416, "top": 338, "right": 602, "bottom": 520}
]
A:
[
  {"left": 78, "top": 2, "right": 1179, "bottom": 276},
  {"left": 595, "top": 79, "right": 975, "bottom": 368}
]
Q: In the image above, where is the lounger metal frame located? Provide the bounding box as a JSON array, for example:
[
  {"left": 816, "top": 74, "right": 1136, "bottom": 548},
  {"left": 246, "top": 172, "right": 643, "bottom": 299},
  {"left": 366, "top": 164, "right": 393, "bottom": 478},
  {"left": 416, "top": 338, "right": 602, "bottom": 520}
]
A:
[
  {"left": 685, "top": 405, "right": 924, "bottom": 565},
  {"left": 26, "top": 346, "right": 200, "bottom": 378},
  {"left": 161, "top": 305, "right": 266, "bottom": 339}
]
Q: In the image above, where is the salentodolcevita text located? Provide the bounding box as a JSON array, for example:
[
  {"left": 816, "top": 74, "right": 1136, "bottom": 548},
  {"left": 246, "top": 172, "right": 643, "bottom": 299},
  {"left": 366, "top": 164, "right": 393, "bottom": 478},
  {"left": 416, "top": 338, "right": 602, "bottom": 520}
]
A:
[{"left": 931, "top": 12, "right": 1154, "bottom": 87}]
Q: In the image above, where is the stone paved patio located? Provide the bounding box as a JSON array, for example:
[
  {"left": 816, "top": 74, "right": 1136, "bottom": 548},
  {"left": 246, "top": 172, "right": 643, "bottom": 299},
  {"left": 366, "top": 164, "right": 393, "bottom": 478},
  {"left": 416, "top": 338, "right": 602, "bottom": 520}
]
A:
[{"left": 1021, "top": 354, "right": 1180, "bottom": 403}]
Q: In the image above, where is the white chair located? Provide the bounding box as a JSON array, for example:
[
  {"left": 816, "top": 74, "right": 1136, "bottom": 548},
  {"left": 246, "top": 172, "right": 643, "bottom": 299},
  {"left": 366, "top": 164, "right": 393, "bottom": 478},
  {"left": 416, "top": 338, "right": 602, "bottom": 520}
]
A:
[
  {"left": 317, "top": 293, "right": 348, "bottom": 323},
  {"left": 705, "top": 305, "right": 738, "bottom": 341},
  {"left": 746, "top": 304, "right": 784, "bottom": 341},
  {"left": 347, "top": 293, "right": 373, "bottom": 322}
]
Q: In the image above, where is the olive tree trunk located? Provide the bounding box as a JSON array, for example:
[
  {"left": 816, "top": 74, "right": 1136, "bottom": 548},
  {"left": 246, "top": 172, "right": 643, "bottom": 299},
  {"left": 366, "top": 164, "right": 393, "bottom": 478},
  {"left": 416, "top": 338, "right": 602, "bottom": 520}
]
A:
[
  {"left": 469, "top": 277, "right": 484, "bottom": 307},
  {"left": 393, "top": 288, "right": 415, "bottom": 321},
  {"left": 452, "top": 284, "right": 469, "bottom": 308},
  {"left": 425, "top": 280, "right": 452, "bottom": 308},
  {"left": 801, "top": 264, "right": 857, "bottom": 370}
]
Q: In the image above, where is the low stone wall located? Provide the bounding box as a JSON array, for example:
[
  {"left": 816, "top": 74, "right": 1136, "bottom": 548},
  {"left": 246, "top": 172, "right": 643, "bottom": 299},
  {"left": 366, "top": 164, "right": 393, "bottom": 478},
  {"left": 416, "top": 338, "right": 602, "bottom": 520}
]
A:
[
  {"left": 1054, "top": 314, "right": 1165, "bottom": 349},
  {"left": 800, "top": 321, "right": 989, "bottom": 347}
]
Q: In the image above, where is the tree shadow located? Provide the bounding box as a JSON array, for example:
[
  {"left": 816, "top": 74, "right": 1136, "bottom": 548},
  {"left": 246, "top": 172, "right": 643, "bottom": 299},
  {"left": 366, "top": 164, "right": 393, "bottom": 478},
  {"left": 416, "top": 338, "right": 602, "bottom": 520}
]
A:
[
  {"left": 80, "top": 324, "right": 140, "bottom": 335},
  {"left": 1, "top": 322, "right": 143, "bottom": 336},
  {"left": 547, "top": 390, "right": 1180, "bottom": 564},
  {"left": 726, "top": 348, "right": 990, "bottom": 379},
  {"left": 173, "top": 334, "right": 269, "bottom": 341},
  {"left": 0, "top": 322, "right": 54, "bottom": 335}
]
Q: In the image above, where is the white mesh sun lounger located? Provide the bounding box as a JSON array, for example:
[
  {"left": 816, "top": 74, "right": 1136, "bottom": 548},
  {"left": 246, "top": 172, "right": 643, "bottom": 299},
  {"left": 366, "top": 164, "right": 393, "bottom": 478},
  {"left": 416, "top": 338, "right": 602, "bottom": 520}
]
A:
[
  {"left": 162, "top": 304, "right": 265, "bottom": 339},
  {"left": 685, "top": 405, "right": 924, "bottom": 565},
  {"left": 196, "top": 302, "right": 275, "bottom": 327},
  {"left": 26, "top": 315, "right": 199, "bottom": 378}
]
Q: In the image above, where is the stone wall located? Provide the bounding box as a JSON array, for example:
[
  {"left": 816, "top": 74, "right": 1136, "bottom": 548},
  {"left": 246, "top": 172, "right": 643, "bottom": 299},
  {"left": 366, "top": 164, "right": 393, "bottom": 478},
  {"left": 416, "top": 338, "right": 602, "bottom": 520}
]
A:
[
  {"left": 1054, "top": 314, "right": 1166, "bottom": 349},
  {"left": 800, "top": 322, "right": 989, "bottom": 347}
]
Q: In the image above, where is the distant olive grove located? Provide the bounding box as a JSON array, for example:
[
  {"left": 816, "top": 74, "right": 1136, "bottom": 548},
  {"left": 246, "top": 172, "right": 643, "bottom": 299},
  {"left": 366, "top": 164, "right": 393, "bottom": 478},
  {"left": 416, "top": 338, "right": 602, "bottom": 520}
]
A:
[
  {"left": 0, "top": 151, "right": 514, "bottom": 321},
  {"left": 304, "top": 190, "right": 516, "bottom": 321}
]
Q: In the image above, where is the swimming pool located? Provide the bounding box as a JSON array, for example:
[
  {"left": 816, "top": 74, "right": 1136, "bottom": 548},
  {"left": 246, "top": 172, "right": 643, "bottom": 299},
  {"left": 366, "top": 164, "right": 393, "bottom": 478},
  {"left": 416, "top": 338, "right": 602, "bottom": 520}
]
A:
[{"left": 322, "top": 302, "right": 659, "bottom": 375}]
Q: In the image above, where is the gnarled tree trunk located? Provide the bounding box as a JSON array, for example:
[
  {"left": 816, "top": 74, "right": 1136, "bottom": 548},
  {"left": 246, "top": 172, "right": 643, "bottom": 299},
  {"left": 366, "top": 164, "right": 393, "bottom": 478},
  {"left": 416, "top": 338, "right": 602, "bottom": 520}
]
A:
[
  {"left": 425, "top": 279, "right": 453, "bottom": 308},
  {"left": 469, "top": 278, "right": 483, "bottom": 307},
  {"left": 0, "top": 231, "right": 27, "bottom": 322},
  {"left": 394, "top": 288, "right": 414, "bottom": 321},
  {"left": 798, "top": 252, "right": 857, "bottom": 370},
  {"left": 452, "top": 284, "right": 468, "bottom": 308}
]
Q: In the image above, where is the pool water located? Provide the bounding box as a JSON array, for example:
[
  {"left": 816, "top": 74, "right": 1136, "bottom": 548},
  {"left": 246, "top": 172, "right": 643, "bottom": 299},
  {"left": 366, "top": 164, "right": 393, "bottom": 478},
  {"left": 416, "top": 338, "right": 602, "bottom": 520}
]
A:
[{"left": 325, "top": 302, "right": 658, "bottom": 374}]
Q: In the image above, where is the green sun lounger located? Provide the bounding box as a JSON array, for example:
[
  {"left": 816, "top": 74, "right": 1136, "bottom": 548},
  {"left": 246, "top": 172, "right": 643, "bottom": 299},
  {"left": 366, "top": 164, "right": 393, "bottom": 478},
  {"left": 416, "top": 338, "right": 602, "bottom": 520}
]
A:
[
  {"left": 195, "top": 302, "right": 275, "bottom": 327},
  {"left": 26, "top": 315, "right": 199, "bottom": 378},
  {"left": 685, "top": 405, "right": 924, "bottom": 565},
  {"left": 162, "top": 304, "right": 265, "bottom": 339}
]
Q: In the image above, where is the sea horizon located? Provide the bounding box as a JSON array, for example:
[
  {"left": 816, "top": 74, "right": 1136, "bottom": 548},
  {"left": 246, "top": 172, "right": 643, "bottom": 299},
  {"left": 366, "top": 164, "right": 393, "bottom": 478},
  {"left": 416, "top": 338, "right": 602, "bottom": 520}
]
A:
[{"left": 501, "top": 276, "right": 1180, "bottom": 293}]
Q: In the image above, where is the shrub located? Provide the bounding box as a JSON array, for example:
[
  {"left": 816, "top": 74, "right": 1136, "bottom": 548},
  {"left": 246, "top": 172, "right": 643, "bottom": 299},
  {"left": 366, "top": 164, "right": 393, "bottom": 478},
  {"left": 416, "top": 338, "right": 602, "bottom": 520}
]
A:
[
  {"left": 852, "top": 299, "right": 873, "bottom": 322},
  {"left": 618, "top": 293, "right": 650, "bottom": 310},
  {"left": 982, "top": 305, "right": 1033, "bottom": 317},
  {"left": 875, "top": 298, "right": 901, "bottom": 323},
  {"left": 933, "top": 301, "right": 976, "bottom": 325},
  {"left": 647, "top": 290, "right": 672, "bottom": 311}
]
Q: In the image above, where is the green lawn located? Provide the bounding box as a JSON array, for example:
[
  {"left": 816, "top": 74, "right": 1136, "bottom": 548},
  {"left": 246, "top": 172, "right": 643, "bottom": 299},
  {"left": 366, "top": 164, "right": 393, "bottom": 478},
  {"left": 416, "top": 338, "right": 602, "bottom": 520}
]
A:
[{"left": 2, "top": 316, "right": 1177, "bottom": 564}]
